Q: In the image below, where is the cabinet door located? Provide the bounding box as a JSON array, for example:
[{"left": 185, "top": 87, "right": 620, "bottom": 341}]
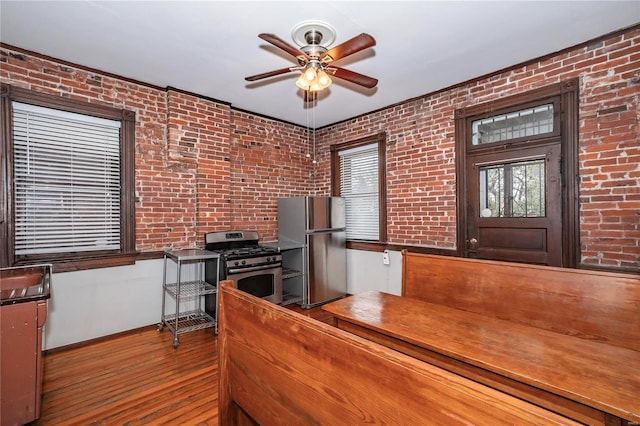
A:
[{"left": 1, "top": 302, "right": 38, "bottom": 425}]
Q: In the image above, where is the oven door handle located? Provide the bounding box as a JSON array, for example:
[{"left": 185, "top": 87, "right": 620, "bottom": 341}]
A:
[{"left": 227, "top": 262, "right": 282, "bottom": 275}]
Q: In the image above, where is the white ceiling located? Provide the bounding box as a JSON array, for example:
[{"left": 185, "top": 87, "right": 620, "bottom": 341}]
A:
[{"left": 1, "top": 1, "right": 638, "bottom": 128}]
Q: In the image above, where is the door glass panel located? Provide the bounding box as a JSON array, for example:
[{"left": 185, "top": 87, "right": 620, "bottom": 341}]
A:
[
  {"left": 472, "top": 104, "right": 554, "bottom": 145},
  {"left": 479, "top": 159, "right": 545, "bottom": 218}
]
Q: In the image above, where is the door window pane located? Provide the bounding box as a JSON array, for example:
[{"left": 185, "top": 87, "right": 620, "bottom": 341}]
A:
[
  {"left": 479, "top": 159, "right": 545, "bottom": 218},
  {"left": 472, "top": 104, "right": 553, "bottom": 145}
]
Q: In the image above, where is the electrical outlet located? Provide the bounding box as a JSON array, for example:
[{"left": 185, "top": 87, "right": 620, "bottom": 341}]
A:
[{"left": 382, "top": 249, "right": 390, "bottom": 265}]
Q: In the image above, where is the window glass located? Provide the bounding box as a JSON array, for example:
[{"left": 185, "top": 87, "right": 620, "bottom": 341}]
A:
[
  {"left": 12, "top": 102, "right": 121, "bottom": 255},
  {"left": 479, "top": 158, "right": 545, "bottom": 218},
  {"left": 338, "top": 144, "right": 379, "bottom": 240},
  {"left": 472, "top": 104, "right": 553, "bottom": 145}
]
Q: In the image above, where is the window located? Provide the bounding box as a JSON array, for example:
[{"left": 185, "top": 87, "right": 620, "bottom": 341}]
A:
[
  {"left": 471, "top": 104, "right": 554, "bottom": 145},
  {"left": 331, "top": 133, "right": 386, "bottom": 243},
  {"left": 1, "top": 84, "right": 136, "bottom": 270},
  {"left": 13, "top": 102, "right": 122, "bottom": 254},
  {"left": 479, "top": 159, "right": 546, "bottom": 218}
]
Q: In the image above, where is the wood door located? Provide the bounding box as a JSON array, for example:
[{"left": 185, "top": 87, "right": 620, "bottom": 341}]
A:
[
  {"left": 465, "top": 144, "right": 562, "bottom": 265},
  {"left": 455, "top": 80, "right": 580, "bottom": 267}
]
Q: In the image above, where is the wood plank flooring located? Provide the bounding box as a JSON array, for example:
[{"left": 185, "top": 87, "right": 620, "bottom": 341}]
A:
[{"left": 34, "top": 304, "right": 332, "bottom": 425}]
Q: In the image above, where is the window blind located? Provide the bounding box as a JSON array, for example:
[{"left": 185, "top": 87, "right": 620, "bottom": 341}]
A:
[
  {"left": 339, "top": 144, "right": 379, "bottom": 240},
  {"left": 12, "top": 102, "right": 122, "bottom": 255}
]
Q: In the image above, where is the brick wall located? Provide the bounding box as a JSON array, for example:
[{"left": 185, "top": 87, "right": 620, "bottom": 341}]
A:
[
  {"left": 164, "top": 89, "right": 232, "bottom": 247},
  {"left": 2, "top": 25, "right": 638, "bottom": 270},
  {"left": 229, "top": 111, "right": 312, "bottom": 241},
  {"left": 316, "top": 27, "right": 640, "bottom": 270},
  {"left": 0, "top": 48, "right": 297, "bottom": 251},
  {"left": 576, "top": 33, "right": 640, "bottom": 270}
]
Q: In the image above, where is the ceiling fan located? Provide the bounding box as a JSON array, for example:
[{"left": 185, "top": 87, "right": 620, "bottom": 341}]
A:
[{"left": 245, "top": 21, "right": 378, "bottom": 99}]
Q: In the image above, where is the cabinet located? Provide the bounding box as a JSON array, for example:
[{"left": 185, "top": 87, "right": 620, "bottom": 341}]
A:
[
  {"left": 280, "top": 246, "right": 305, "bottom": 306},
  {"left": 1, "top": 265, "right": 50, "bottom": 425},
  {"left": 159, "top": 249, "right": 219, "bottom": 348}
]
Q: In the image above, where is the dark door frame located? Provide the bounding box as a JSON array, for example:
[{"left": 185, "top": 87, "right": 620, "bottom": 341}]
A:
[{"left": 454, "top": 78, "right": 580, "bottom": 268}]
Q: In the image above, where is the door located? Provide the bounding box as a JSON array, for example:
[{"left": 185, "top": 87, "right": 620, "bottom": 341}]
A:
[
  {"left": 455, "top": 80, "right": 579, "bottom": 267},
  {"left": 306, "top": 231, "right": 346, "bottom": 306},
  {"left": 466, "top": 144, "right": 562, "bottom": 265}
]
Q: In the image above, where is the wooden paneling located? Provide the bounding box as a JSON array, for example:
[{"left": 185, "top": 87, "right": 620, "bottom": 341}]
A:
[
  {"left": 402, "top": 251, "right": 640, "bottom": 352},
  {"left": 219, "top": 283, "right": 579, "bottom": 426}
]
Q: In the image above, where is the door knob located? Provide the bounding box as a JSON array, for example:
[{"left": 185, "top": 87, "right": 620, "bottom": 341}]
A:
[{"left": 468, "top": 238, "right": 478, "bottom": 245}]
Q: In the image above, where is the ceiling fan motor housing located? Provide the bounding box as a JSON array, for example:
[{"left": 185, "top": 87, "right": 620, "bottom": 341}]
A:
[
  {"left": 305, "top": 30, "right": 323, "bottom": 46},
  {"left": 301, "top": 42, "right": 328, "bottom": 59},
  {"left": 298, "top": 24, "right": 331, "bottom": 60}
]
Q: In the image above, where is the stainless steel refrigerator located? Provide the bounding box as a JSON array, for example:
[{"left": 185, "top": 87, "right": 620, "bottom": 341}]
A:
[{"left": 278, "top": 196, "right": 347, "bottom": 307}]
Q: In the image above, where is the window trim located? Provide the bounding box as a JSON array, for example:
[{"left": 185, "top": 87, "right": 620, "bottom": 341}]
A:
[
  {"left": 330, "top": 132, "right": 387, "bottom": 245},
  {"left": 1, "top": 83, "right": 136, "bottom": 271}
]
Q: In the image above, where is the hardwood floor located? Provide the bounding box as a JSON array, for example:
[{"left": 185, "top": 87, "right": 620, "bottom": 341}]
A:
[{"left": 34, "top": 304, "right": 332, "bottom": 425}]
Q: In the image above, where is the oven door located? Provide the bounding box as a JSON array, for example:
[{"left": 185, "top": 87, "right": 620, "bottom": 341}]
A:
[{"left": 227, "top": 265, "right": 283, "bottom": 305}]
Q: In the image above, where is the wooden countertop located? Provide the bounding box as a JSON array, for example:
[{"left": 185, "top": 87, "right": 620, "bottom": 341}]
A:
[{"left": 323, "top": 290, "right": 640, "bottom": 423}]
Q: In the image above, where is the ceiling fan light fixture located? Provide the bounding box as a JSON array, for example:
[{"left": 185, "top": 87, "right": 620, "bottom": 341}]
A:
[{"left": 298, "top": 64, "right": 332, "bottom": 92}]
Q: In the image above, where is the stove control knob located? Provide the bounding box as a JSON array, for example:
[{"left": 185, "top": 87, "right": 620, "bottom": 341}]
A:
[
  {"left": 234, "top": 261, "right": 239, "bottom": 266},
  {"left": 241, "top": 260, "right": 246, "bottom": 265}
]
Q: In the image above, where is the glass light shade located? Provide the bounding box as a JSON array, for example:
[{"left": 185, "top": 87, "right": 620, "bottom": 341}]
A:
[
  {"left": 295, "top": 75, "right": 310, "bottom": 89},
  {"left": 309, "top": 82, "right": 322, "bottom": 92},
  {"left": 317, "top": 70, "right": 332, "bottom": 89},
  {"left": 304, "top": 67, "right": 317, "bottom": 81}
]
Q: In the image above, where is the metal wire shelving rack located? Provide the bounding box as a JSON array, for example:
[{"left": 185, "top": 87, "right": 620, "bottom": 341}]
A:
[{"left": 158, "top": 249, "right": 220, "bottom": 348}]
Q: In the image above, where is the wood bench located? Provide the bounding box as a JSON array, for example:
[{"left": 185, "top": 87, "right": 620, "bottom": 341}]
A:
[
  {"left": 217, "top": 281, "right": 579, "bottom": 426},
  {"left": 401, "top": 251, "right": 640, "bottom": 352},
  {"left": 323, "top": 291, "right": 640, "bottom": 425},
  {"left": 322, "top": 252, "right": 639, "bottom": 425}
]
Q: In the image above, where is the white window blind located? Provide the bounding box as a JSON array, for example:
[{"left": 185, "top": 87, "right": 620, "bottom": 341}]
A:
[
  {"left": 339, "top": 144, "right": 379, "bottom": 240},
  {"left": 12, "top": 102, "right": 121, "bottom": 255}
]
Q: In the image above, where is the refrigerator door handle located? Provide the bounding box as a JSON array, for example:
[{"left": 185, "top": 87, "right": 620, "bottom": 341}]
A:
[{"left": 307, "top": 228, "right": 346, "bottom": 235}]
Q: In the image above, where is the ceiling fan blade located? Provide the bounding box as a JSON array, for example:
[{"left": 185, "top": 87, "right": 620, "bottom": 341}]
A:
[
  {"left": 330, "top": 67, "right": 378, "bottom": 89},
  {"left": 320, "top": 33, "right": 376, "bottom": 63},
  {"left": 245, "top": 67, "right": 295, "bottom": 82},
  {"left": 258, "top": 33, "right": 309, "bottom": 60}
]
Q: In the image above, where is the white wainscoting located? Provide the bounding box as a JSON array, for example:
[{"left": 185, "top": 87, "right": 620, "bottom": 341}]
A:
[
  {"left": 346, "top": 249, "right": 402, "bottom": 296},
  {"left": 45, "top": 259, "right": 164, "bottom": 350}
]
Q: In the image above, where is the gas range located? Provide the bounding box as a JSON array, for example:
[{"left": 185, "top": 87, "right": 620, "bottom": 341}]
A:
[
  {"left": 205, "top": 231, "right": 280, "bottom": 265},
  {"left": 203, "top": 230, "right": 283, "bottom": 305}
]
